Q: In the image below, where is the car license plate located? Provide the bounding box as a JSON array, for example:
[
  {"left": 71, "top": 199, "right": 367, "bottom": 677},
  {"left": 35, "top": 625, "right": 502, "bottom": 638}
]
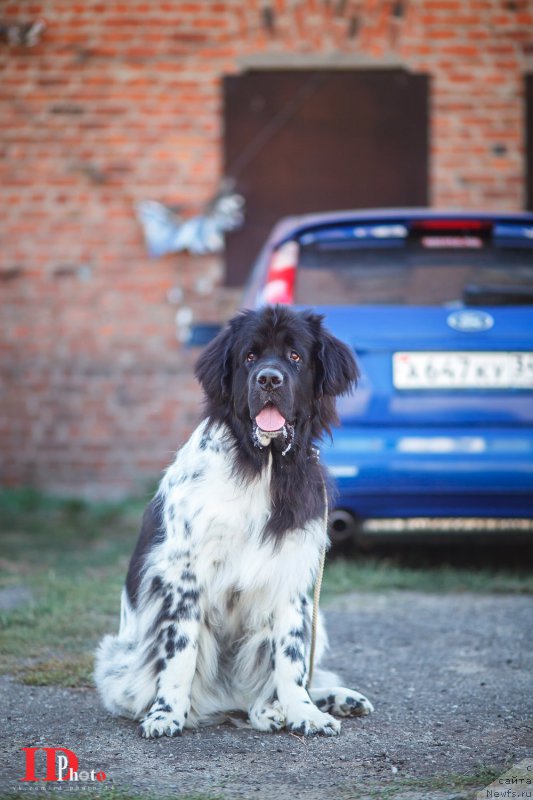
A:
[{"left": 393, "top": 351, "right": 533, "bottom": 390}]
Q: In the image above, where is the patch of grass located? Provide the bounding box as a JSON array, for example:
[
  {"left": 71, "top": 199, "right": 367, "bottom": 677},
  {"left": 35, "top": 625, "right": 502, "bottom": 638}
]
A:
[
  {"left": 17, "top": 653, "right": 95, "bottom": 688},
  {"left": 1, "top": 488, "right": 532, "bottom": 687},
  {"left": 323, "top": 555, "right": 533, "bottom": 600},
  {"left": 0, "top": 489, "right": 142, "bottom": 682}
]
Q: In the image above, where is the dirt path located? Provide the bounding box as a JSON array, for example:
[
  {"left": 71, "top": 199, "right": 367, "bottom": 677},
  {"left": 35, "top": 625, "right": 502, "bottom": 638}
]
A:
[{"left": 1, "top": 591, "right": 531, "bottom": 799}]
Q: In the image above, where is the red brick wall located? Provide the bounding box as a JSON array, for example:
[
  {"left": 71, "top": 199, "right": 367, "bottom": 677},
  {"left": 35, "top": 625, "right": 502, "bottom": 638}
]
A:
[{"left": 1, "top": 0, "right": 531, "bottom": 497}]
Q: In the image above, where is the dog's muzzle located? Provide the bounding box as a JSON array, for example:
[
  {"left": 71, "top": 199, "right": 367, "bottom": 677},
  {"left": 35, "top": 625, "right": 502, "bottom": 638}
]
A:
[{"left": 250, "top": 364, "right": 294, "bottom": 453}]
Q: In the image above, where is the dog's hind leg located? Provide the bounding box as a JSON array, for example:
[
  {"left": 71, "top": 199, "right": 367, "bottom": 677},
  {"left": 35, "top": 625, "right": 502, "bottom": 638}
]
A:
[{"left": 94, "top": 590, "right": 157, "bottom": 719}]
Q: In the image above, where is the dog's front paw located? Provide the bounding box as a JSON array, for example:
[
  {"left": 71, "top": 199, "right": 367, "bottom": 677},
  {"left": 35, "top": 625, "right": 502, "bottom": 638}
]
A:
[
  {"left": 249, "top": 700, "right": 286, "bottom": 733},
  {"left": 337, "top": 690, "right": 374, "bottom": 717},
  {"left": 315, "top": 688, "right": 374, "bottom": 717},
  {"left": 139, "top": 709, "right": 183, "bottom": 738},
  {"left": 286, "top": 703, "right": 341, "bottom": 737}
]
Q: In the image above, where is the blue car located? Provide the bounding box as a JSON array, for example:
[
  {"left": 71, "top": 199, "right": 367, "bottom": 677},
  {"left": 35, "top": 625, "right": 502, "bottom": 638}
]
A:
[{"left": 242, "top": 209, "right": 533, "bottom": 543}]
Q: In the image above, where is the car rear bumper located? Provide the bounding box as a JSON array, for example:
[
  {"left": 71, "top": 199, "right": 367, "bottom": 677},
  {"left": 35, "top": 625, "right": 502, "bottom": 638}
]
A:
[{"left": 322, "top": 426, "right": 533, "bottom": 518}]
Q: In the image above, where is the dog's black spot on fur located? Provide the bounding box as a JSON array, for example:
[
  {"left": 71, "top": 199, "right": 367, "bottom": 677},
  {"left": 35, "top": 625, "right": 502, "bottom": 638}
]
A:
[
  {"left": 316, "top": 698, "right": 328, "bottom": 709},
  {"left": 183, "top": 519, "right": 192, "bottom": 538},
  {"left": 150, "top": 576, "right": 163, "bottom": 597},
  {"left": 165, "top": 640, "right": 175, "bottom": 657},
  {"left": 167, "top": 624, "right": 176, "bottom": 639},
  {"left": 289, "top": 723, "right": 306, "bottom": 736},
  {"left": 327, "top": 694, "right": 336, "bottom": 706},
  {"left": 191, "top": 470, "right": 203, "bottom": 481},
  {"left": 289, "top": 627, "right": 305, "bottom": 640},
  {"left": 154, "top": 657, "right": 167, "bottom": 674},
  {"left": 270, "top": 639, "right": 277, "bottom": 671},
  {"left": 174, "top": 589, "right": 200, "bottom": 621},
  {"left": 180, "top": 589, "right": 200, "bottom": 604},
  {"left": 150, "top": 591, "right": 178, "bottom": 633},
  {"left": 175, "top": 635, "right": 189, "bottom": 652},
  {"left": 283, "top": 644, "right": 303, "bottom": 663},
  {"left": 126, "top": 497, "right": 166, "bottom": 607},
  {"left": 180, "top": 569, "right": 196, "bottom": 583},
  {"left": 344, "top": 695, "right": 358, "bottom": 706}
]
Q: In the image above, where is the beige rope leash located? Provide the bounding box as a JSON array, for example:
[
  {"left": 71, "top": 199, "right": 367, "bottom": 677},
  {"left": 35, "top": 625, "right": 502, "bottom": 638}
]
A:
[{"left": 306, "top": 482, "right": 328, "bottom": 690}]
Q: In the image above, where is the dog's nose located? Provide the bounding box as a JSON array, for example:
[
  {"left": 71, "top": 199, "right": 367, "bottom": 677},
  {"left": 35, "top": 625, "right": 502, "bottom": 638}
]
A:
[{"left": 256, "top": 367, "right": 284, "bottom": 390}]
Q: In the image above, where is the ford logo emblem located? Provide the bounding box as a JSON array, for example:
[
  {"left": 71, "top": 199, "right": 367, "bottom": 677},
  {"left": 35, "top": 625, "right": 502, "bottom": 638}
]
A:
[{"left": 447, "top": 310, "right": 494, "bottom": 332}]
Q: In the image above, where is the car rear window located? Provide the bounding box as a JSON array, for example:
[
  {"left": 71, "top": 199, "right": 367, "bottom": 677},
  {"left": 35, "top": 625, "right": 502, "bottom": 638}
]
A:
[{"left": 294, "top": 237, "right": 533, "bottom": 307}]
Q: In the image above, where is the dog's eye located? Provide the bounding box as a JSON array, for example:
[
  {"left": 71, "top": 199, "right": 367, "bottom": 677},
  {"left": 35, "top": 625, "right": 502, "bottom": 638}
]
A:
[
  {"left": 289, "top": 350, "right": 301, "bottom": 363},
  {"left": 246, "top": 352, "right": 256, "bottom": 363}
]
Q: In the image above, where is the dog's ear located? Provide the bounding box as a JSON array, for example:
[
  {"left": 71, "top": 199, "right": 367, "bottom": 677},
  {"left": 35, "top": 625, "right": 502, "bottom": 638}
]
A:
[
  {"left": 305, "top": 313, "right": 359, "bottom": 398},
  {"left": 194, "top": 323, "right": 235, "bottom": 404}
]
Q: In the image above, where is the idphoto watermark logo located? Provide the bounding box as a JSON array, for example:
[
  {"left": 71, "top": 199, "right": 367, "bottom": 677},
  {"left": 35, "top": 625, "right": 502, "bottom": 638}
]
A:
[
  {"left": 477, "top": 759, "right": 533, "bottom": 800},
  {"left": 20, "top": 747, "right": 107, "bottom": 786}
]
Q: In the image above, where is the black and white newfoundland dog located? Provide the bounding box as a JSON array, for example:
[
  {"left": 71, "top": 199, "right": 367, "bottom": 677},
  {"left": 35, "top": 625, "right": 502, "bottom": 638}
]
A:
[{"left": 95, "top": 305, "right": 373, "bottom": 737}]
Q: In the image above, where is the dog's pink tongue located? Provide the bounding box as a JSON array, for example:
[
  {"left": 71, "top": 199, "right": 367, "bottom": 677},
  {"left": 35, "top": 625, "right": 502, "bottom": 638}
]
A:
[{"left": 255, "top": 406, "right": 286, "bottom": 432}]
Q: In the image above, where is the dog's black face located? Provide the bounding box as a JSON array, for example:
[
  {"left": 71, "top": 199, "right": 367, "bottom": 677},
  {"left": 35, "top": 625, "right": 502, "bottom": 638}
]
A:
[
  {"left": 196, "top": 305, "right": 358, "bottom": 453},
  {"left": 195, "top": 306, "right": 358, "bottom": 539},
  {"left": 230, "top": 308, "right": 317, "bottom": 453}
]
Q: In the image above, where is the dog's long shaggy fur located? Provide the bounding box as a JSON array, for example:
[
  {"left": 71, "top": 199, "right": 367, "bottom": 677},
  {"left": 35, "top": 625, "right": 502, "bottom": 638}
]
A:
[{"left": 95, "top": 306, "right": 373, "bottom": 737}]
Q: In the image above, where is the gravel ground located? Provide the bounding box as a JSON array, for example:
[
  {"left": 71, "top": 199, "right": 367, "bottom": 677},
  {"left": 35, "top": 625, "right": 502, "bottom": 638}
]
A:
[{"left": 1, "top": 591, "right": 531, "bottom": 799}]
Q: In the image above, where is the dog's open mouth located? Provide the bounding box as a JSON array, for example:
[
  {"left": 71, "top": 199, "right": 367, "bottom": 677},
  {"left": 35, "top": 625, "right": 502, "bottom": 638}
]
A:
[
  {"left": 253, "top": 403, "right": 294, "bottom": 455},
  {"left": 255, "top": 402, "right": 286, "bottom": 433}
]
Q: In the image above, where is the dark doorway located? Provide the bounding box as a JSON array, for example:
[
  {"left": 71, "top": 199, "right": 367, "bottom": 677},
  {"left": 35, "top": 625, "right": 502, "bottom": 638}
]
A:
[
  {"left": 526, "top": 74, "right": 533, "bottom": 211},
  {"left": 223, "top": 68, "right": 429, "bottom": 286}
]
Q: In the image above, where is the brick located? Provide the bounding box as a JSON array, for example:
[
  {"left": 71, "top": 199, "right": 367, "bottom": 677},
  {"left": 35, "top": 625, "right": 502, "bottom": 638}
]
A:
[{"left": 0, "top": 0, "right": 530, "bottom": 497}]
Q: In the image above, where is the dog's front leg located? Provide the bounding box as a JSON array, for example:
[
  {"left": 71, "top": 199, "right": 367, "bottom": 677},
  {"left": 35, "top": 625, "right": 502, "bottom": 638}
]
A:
[
  {"left": 273, "top": 596, "right": 340, "bottom": 736},
  {"left": 138, "top": 584, "right": 201, "bottom": 738}
]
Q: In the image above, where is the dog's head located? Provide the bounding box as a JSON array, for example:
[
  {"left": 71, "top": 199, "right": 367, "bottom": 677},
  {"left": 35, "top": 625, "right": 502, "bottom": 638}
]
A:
[{"left": 195, "top": 306, "right": 358, "bottom": 452}]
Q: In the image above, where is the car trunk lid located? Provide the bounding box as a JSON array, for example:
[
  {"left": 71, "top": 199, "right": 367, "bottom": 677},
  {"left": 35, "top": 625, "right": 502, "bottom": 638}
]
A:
[{"left": 309, "top": 305, "right": 533, "bottom": 426}]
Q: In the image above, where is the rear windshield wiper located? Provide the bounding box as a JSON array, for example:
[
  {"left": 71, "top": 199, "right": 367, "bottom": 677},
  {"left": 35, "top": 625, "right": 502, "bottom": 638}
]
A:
[{"left": 463, "top": 284, "right": 533, "bottom": 306}]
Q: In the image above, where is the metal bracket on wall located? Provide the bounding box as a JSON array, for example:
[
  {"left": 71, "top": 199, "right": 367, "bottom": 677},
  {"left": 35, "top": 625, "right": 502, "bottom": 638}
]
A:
[{"left": 0, "top": 20, "right": 46, "bottom": 47}]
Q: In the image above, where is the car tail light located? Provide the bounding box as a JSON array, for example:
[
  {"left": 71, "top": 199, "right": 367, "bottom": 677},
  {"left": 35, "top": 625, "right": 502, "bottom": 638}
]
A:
[
  {"left": 411, "top": 219, "right": 493, "bottom": 231},
  {"left": 410, "top": 219, "right": 492, "bottom": 250},
  {"left": 260, "top": 240, "right": 299, "bottom": 305}
]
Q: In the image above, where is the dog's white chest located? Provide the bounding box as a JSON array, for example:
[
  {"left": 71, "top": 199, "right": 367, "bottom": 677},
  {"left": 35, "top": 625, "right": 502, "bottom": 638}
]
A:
[{"left": 157, "top": 421, "right": 323, "bottom": 607}]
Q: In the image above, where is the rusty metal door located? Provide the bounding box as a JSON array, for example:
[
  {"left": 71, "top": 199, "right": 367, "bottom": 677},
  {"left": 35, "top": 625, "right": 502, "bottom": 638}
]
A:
[
  {"left": 526, "top": 74, "right": 533, "bottom": 211},
  {"left": 223, "top": 69, "right": 429, "bottom": 286}
]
